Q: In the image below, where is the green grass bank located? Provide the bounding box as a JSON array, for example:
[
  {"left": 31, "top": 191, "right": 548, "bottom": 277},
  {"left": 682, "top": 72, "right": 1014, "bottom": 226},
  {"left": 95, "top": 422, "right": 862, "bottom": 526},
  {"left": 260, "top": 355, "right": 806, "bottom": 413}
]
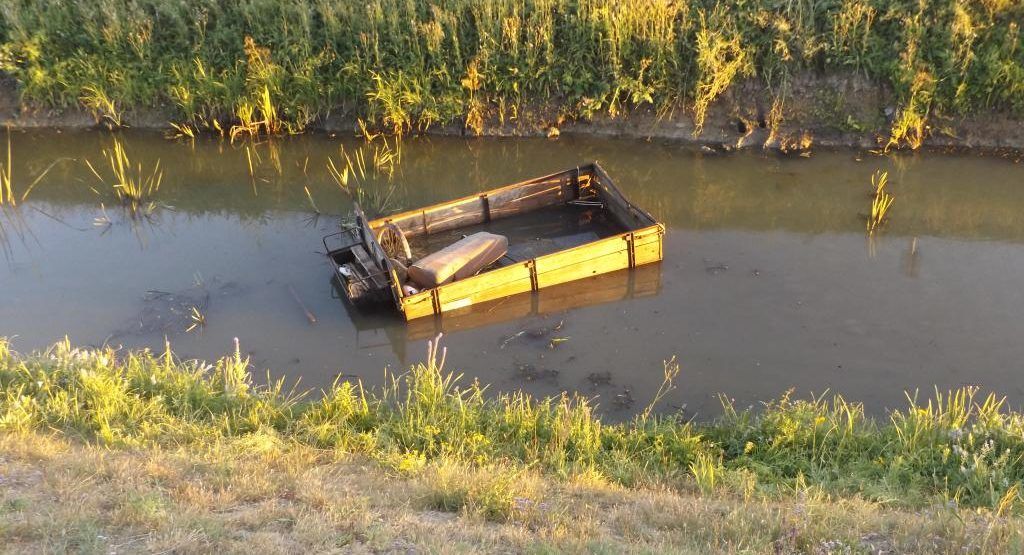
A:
[
  {"left": 2, "top": 337, "right": 1024, "bottom": 552},
  {"left": 0, "top": 1, "right": 1022, "bottom": 148}
]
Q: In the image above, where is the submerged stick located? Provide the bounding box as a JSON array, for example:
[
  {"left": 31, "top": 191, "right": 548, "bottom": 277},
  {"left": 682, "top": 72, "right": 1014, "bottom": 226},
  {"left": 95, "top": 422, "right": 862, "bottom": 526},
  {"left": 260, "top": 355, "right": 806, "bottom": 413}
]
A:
[{"left": 288, "top": 284, "right": 317, "bottom": 324}]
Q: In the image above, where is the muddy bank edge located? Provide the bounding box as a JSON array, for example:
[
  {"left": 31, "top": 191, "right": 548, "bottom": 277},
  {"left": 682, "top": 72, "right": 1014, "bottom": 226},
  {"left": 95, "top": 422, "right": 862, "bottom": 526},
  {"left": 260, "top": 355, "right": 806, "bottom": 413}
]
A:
[{"left": 2, "top": 73, "right": 1023, "bottom": 151}]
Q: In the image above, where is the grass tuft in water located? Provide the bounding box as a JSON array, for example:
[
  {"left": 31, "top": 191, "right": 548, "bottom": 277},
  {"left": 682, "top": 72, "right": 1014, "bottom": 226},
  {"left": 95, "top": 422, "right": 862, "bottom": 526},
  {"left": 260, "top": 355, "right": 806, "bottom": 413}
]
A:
[
  {"left": 867, "top": 170, "right": 894, "bottom": 233},
  {"left": 85, "top": 137, "right": 163, "bottom": 213},
  {"left": 326, "top": 128, "right": 402, "bottom": 218}
]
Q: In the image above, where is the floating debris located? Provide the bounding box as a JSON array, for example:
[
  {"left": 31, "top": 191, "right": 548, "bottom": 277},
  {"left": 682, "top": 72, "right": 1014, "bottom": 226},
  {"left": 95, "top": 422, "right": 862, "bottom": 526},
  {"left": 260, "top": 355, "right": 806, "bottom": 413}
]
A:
[
  {"left": 288, "top": 284, "right": 317, "bottom": 324},
  {"left": 132, "top": 288, "right": 210, "bottom": 335},
  {"left": 514, "top": 362, "right": 559, "bottom": 383},
  {"left": 704, "top": 259, "right": 729, "bottom": 274},
  {"left": 613, "top": 387, "right": 635, "bottom": 409},
  {"left": 548, "top": 337, "right": 571, "bottom": 349},
  {"left": 499, "top": 330, "right": 526, "bottom": 349},
  {"left": 501, "top": 319, "right": 566, "bottom": 349},
  {"left": 185, "top": 306, "right": 206, "bottom": 333},
  {"left": 109, "top": 277, "right": 244, "bottom": 340},
  {"left": 587, "top": 371, "right": 613, "bottom": 387}
]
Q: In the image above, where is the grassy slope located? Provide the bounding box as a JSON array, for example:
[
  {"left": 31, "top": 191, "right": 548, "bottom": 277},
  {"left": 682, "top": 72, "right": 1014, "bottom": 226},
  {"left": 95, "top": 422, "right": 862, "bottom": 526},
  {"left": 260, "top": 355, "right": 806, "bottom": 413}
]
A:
[
  {"left": 0, "top": 1, "right": 1022, "bottom": 146},
  {"left": 4, "top": 433, "right": 1019, "bottom": 554},
  {"left": 2, "top": 338, "right": 1024, "bottom": 553}
]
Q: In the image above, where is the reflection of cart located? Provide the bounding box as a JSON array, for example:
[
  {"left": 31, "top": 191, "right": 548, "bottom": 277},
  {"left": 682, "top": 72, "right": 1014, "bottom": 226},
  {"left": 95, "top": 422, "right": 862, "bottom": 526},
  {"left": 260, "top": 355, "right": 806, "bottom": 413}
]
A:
[
  {"left": 328, "top": 261, "right": 662, "bottom": 365},
  {"left": 323, "top": 162, "right": 664, "bottom": 320}
]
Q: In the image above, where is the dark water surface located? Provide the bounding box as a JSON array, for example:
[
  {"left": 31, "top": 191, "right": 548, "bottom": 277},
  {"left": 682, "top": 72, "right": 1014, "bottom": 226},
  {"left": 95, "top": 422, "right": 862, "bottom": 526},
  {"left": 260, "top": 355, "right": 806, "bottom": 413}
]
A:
[{"left": 2, "top": 130, "right": 1023, "bottom": 418}]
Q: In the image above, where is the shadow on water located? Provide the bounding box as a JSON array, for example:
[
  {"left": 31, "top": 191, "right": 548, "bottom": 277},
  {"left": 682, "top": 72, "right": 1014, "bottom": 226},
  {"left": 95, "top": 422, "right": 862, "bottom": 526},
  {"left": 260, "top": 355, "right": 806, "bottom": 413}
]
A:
[{"left": 3, "top": 129, "right": 1024, "bottom": 418}]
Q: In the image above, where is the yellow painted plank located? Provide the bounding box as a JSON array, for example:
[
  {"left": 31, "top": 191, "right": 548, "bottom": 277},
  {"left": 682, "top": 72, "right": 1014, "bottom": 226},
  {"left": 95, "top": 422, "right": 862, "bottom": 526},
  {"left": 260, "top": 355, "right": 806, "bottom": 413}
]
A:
[
  {"left": 536, "top": 249, "right": 630, "bottom": 288},
  {"left": 436, "top": 263, "right": 532, "bottom": 301},
  {"left": 634, "top": 242, "right": 662, "bottom": 265},
  {"left": 534, "top": 234, "right": 629, "bottom": 274},
  {"left": 440, "top": 278, "right": 533, "bottom": 313},
  {"left": 402, "top": 290, "right": 435, "bottom": 320}
]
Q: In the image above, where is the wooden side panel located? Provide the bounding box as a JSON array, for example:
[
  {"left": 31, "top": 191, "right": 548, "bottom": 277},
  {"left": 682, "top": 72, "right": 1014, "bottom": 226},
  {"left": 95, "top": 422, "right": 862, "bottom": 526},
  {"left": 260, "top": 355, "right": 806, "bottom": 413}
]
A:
[
  {"left": 591, "top": 163, "right": 657, "bottom": 231},
  {"left": 537, "top": 249, "right": 629, "bottom": 288},
  {"left": 401, "top": 290, "right": 435, "bottom": 320},
  {"left": 401, "top": 224, "right": 664, "bottom": 320},
  {"left": 424, "top": 196, "right": 486, "bottom": 234},
  {"left": 436, "top": 263, "right": 533, "bottom": 312},
  {"left": 534, "top": 234, "right": 630, "bottom": 288},
  {"left": 487, "top": 176, "right": 569, "bottom": 219},
  {"left": 370, "top": 166, "right": 586, "bottom": 238},
  {"left": 632, "top": 225, "right": 665, "bottom": 265},
  {"left": 384, "top": 210, "right": 427, "bottom": 236}
]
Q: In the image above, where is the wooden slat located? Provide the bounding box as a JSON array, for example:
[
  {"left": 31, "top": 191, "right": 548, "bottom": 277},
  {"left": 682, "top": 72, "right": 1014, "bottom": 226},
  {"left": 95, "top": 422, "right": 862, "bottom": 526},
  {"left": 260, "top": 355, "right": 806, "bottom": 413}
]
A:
[
  {"left": 590, "top": 163, "right": 656, "bottom": 230},
  {"left": 436, "top": 262, "right": 532, "bottom": 301},
  {"left": 537, "top": 248, "right": 630, "bottom": 288},
  {"left": 384, "top": 211, "right": 427, "bottom": 236},
  {"left": 437, "top": 263, "right": 534, "bottom": 312},
  {"left": 370, "top": 166, "right": 589, "bottom": 237},
  {"left": 488, "top": 178, "right": 567, "bottom": 219},
  {"left": 424, "top": 196, "right": 486, "bottom": 234},
  {"left": 632, "top": 224, "right": 665, "bottom": 265},
  {"left": 534, "top": 233, "right": 631, "bottom": 274},
  {"left": 401, "top": 290, "right": 435, "bottom": 320}
]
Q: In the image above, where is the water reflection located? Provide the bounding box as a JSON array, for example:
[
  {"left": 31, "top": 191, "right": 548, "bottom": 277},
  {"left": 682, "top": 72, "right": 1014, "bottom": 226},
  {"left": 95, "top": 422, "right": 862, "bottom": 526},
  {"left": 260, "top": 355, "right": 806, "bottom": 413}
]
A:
[{"left": 2, "top": 130, "right": 1024, "bottom": 419}]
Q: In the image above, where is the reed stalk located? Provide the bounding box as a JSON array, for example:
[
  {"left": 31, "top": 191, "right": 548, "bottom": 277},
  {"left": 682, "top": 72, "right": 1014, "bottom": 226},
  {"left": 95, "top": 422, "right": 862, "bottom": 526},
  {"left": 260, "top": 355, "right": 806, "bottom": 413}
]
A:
[{"left": 867, "top": 170, "right": 894, "bottom": 233}]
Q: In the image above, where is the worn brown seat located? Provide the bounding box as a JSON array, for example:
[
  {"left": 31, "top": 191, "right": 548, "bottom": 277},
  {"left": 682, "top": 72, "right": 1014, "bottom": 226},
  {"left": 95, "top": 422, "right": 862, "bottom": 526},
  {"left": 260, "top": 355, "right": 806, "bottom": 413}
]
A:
[{"left": 407, "top": 232, "right": 508, "bottom": 289}]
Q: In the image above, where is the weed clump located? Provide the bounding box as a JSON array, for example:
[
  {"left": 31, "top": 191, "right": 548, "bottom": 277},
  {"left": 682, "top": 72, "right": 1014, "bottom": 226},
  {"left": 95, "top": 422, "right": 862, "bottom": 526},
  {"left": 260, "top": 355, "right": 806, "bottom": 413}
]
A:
[{"left": 85, "top": 137, "right": 163, "bottom": 213}]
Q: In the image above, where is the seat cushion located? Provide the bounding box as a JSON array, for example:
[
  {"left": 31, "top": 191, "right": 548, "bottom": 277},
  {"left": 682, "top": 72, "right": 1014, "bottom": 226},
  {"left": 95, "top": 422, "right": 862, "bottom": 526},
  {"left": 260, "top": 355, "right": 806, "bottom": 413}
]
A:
[{"left": 407, "top": 232, "right": 508, "bottom": 289}]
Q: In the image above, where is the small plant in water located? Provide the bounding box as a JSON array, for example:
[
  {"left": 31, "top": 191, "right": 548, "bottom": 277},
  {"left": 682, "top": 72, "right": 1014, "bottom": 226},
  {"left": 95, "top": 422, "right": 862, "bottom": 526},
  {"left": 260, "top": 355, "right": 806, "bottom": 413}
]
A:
[
  {"left": 186, "top": 306, "right": 206, "bottom": 333},
  {"left": 0, "top": 128, "right": 66, "bottom": 206},
  {"left": 867, "top": 170, "right": 893, "bottom": 233},
  {"left": 86, "top": 137, "right": 163, "bottom": 213},
  {"left": 327, "top": 126, "right": 402, "bottom": 218},
  {"left": 0, "top": 132, "right": 12, "bottom": 206}
]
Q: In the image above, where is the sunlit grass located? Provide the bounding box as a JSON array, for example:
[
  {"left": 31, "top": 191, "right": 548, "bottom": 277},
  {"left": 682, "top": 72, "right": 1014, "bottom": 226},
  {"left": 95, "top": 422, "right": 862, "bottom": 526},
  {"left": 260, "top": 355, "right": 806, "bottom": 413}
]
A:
[
  {"left": 230, "top": 86, "right": 283, "bottom": 142},
  {"left": 1, "top": 1, "right": 1019, "bottom": 147},
  {"left": 867, "top": 170, "right": 894, "bottom": 233},
  {"left": 85, "top": 137, "right": 163, "bottom": 212},
  {"left": 0, "top": 129, "right": 68, "bottom": 207},
  {"left": 79, "top": 85, "right": 123, "bottom": 129},
  {"left": 326, "top": 130, "right": 401, "bottom": 217},
  {"left": 0, "top": 131, "right": 12, "bottom": 206},
  {"left": 2, "top": 335, "right": 1024, "bottom": 517}
]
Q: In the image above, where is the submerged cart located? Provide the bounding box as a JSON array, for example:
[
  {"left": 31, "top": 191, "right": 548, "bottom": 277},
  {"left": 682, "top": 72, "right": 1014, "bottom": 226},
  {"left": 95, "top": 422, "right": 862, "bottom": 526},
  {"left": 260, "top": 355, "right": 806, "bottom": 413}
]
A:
[{"left": 323, "top": 162, "right": 664, "bottom": 321}]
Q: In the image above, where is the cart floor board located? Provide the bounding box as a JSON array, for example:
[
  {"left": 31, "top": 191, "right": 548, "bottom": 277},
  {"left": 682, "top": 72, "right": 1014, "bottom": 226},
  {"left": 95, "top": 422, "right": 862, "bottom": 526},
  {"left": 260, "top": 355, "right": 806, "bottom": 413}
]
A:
[{"left": 407, "top": 205, "right": 624, "bottom": 263}]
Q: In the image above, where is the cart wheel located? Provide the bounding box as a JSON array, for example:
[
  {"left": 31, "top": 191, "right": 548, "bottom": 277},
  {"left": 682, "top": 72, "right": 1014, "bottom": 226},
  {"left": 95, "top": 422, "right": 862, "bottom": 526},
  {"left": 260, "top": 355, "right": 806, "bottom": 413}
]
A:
[{"left": 377, "top": 222, "right": 411, "bottom": 263}]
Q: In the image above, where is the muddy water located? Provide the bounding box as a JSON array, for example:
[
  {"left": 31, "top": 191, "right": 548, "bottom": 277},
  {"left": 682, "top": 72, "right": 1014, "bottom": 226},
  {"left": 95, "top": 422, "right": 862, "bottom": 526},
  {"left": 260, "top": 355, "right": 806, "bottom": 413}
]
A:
[{"left": 2, "top": 129, "right": 1023, "bottom": 418}]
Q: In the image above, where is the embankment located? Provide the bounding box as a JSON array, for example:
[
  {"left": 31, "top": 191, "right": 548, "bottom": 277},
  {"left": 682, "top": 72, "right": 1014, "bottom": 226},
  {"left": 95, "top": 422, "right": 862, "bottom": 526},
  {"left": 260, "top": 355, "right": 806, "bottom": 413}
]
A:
[{"left": 0, "top": 1, "right": 1022, "bottom": 149}]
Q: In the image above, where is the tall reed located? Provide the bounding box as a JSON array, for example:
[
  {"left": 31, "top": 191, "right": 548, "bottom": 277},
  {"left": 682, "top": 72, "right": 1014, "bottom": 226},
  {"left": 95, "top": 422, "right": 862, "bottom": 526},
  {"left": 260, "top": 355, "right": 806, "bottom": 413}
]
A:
[{"left": 867, "top": 170, "right": 894, "bottom": 233}]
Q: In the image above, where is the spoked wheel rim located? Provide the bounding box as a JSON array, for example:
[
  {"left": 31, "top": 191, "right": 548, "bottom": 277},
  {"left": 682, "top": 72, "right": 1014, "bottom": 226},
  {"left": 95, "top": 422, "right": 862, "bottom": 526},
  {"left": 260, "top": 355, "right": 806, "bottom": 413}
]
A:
[{"left": 377, "top": 222, "right": 411, "bottom": 264}]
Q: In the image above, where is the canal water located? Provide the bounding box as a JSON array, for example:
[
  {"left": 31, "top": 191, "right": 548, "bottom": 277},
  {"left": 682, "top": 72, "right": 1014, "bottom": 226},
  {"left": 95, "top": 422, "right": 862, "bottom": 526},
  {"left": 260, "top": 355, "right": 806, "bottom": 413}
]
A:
[{"left": 2, "top": 129, "right": 1023, "bottom": 418}]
